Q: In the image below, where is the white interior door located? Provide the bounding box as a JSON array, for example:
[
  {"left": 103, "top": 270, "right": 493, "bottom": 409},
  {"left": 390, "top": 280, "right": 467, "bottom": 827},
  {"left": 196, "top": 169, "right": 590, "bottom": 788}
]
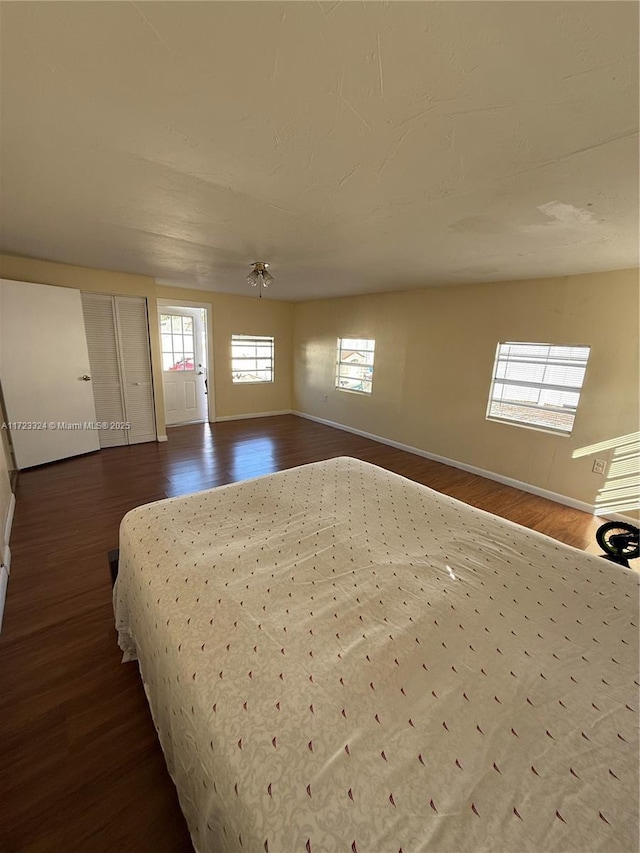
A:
[
  {"left": 0, "top": 279, "right": 100, "bottom": 469},
  {"left": 160, "top": 309, "right": 208, "bottom": 425}
]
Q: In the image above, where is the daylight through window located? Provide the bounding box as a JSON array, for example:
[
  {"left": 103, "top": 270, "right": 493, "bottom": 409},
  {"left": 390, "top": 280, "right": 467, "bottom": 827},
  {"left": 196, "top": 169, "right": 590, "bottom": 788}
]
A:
[
  {"left": 231, "top": 335, "right": 274, "bottom": 383},
  {"left": 487, "top": 342, "right": 591, "bottom": 434},
  {"left": 336, "top": 338, "right": 375, "bottom": 394},
  {"left": 160, "top": 313, "right": 195, "bottom": 372}
]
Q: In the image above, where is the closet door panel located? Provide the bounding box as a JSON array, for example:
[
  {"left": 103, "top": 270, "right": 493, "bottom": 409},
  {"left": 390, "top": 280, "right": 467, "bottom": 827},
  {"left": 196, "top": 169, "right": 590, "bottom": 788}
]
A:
[
  {"left": 0, "top": 279, "right": 100, "bottom": 468},
  {"left": 114, "top": 296, "right": 157, "bottom": 445},
  {"left": 81, "top": 293, "right": 127, "bottom": 448}
]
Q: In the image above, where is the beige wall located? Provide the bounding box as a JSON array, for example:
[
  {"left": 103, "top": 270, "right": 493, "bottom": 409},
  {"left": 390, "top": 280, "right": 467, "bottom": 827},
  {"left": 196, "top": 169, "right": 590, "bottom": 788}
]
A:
[
  {"left": 0, "top": 254, "right": 294, "bottom": 434},
  {"left": 293, "top": 268, "right": 640, "bottom": 513}
]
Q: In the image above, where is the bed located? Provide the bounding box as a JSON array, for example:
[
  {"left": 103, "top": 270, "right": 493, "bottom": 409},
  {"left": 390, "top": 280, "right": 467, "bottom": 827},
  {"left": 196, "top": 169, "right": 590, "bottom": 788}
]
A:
[{"left": 114, "top": 457, "right": 639, "bottom": 853}]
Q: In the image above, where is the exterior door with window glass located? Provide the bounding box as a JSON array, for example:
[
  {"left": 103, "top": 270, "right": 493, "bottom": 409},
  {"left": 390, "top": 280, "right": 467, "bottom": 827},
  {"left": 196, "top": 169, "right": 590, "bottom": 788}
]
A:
[{"left": 160, "top": 310, "right": 208, "bottom": 425}]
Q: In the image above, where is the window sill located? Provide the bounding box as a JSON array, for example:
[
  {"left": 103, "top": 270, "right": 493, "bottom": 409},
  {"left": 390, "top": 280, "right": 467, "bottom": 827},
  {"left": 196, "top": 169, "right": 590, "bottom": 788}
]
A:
[
  {"left": 336, "top": 387, "right": 372, "bottom": 397},
  {"left": 486, "top": 416, "right": 572, "bottom": 437}
]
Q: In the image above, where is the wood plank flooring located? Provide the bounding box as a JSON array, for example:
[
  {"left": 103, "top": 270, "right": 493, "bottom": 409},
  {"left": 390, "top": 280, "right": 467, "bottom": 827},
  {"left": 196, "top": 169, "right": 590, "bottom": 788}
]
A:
[{"left": 0, "top": 415, "right": 612, "bottom": 852}]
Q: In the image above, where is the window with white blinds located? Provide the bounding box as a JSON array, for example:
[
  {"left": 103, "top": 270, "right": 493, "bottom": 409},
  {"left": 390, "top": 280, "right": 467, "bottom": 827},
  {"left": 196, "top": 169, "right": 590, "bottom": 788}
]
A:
[
  {"left": 487, "top": 342, "right": 591, "bottom": 434},
  {"left": 336, "top": 338, "right": 375, "bottom": 394},
  {"left": 231, "top": 335, "right": 274, "bottom": 383}
]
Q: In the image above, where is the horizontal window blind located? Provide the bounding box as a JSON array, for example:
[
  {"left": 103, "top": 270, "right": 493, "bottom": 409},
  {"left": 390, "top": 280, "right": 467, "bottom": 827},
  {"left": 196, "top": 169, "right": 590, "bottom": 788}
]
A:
[
  {"left": 336, "top": 338, "right": 375, "bottom": 394},
  {"left": 487, "top": 342, "right": 590, "bottom": 434},
  {"left": 231, "top": 335, "right": 274, "bottom": 383}
]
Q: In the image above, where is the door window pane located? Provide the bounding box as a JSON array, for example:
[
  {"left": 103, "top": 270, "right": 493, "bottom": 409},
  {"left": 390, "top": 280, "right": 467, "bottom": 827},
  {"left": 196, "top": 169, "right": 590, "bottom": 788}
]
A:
[{"left": 161, "top": 313, "right": 197, "bottom": 372}]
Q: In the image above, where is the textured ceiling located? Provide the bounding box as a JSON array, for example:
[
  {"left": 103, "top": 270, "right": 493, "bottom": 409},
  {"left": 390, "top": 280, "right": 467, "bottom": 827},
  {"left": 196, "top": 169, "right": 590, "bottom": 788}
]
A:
[{"left": 0, "top": 1, "right": 638, "bottom": 301}]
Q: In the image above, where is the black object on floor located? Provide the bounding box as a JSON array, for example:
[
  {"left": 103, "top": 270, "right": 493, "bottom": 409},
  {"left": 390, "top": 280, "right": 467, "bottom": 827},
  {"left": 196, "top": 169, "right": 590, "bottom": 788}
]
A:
[
  {"left": 108, "top": 548, "right": 120, "bottom": 585},
  {"left": 596, "top": 521, "right": 639, "bottom": 568}
]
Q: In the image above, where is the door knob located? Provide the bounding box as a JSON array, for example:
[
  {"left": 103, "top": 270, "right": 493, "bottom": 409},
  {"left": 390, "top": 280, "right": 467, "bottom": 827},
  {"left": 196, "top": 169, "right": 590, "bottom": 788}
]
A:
[
  {"left": 197, "top": 371, "right": 204, "bottom": 375},
  {"left": 81, "top": 375, "right": 92, "bottom": 381}
]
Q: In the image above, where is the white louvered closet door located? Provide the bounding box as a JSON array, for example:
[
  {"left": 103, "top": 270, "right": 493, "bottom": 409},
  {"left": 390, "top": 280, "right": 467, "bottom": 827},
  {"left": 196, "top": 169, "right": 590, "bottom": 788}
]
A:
[
  {"left": 81, "top": 293, "right": 128, "bottom": 447},
  {"left": 114, "top": 296, "right": 156, "bottom": 445},
  {"left": 81, "top": 293, "right": 156, "bottom": 448}
]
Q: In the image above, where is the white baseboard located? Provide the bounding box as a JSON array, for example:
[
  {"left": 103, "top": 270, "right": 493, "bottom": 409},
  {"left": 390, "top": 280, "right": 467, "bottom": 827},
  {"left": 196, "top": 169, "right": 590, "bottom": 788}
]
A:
[
  {"left": 0, "top": 563, "right": 7, "bottom": 634},
  {"left": 3, "top": 492, "right": 15, "bottom": 555},
  {"left": 292, "top": 410, "right": 630, "bottom": 520},
  {"left": 215, "top": 410, "right": 292, "bottom": 423},
  {"left": 157, "top": 435, "right": 168, "bottom": 442}
]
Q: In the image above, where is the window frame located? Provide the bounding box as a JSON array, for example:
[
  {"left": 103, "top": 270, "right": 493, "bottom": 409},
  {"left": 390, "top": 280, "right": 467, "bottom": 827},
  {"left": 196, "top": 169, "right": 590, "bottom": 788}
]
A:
[
  {"left": 160, "top": 312, "right": 196, "bottom": 373},
  {"left": 335, "top": 337, "right": 375, "bottom": 395},
  {"left": 486, "top": 341, "right": 591, "bottom": 436},
  {"left": 231, "top": 334, "right": 275, "bottom": 384}
]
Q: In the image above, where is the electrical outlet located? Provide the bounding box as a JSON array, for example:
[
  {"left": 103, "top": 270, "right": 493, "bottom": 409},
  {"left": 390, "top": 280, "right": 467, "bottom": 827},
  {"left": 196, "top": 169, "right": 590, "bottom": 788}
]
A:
[
  {"left": 323, "top": 394, "right": 328, "bottom": 403},
  {"left": 592, "top": 459, "right": 606, "bottom": 475}
]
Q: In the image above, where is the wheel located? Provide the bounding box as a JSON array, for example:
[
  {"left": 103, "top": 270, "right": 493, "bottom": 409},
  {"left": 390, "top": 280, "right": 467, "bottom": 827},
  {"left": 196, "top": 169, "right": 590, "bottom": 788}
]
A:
[{"left": 596, "top": 521, "right": 639, "bottom": 561}]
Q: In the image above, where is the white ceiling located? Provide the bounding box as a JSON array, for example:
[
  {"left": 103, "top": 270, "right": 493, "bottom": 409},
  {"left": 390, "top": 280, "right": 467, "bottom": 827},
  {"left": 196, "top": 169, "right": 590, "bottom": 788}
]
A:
[{"left": 1, "top": 1, "right": 638, "bottom": 301}]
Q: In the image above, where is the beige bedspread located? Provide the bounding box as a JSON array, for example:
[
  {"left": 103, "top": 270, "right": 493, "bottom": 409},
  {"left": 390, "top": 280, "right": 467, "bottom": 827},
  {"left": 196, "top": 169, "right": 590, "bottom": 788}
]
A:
[{"left": 114, "top": 457, "right": 639, "bottom": 853}]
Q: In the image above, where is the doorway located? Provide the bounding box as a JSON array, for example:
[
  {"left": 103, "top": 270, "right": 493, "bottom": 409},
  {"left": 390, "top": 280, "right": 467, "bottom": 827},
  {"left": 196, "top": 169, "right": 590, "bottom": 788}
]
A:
[{"left": 158, "top": 303, "right": 213, "bottom": 426}]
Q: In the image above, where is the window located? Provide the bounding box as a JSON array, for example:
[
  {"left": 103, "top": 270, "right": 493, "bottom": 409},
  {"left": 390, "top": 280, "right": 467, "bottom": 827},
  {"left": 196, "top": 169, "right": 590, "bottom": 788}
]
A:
[
  {"left": 231, "top": 334, "right": 274, "bottom": 383},
  {"left": 336, "top": 338, "right": 375, "bottom": 394},
  {"left": 160, "top": 313, "right": 195, "bottom": 372},
  {"left": 487, "top": 342, "right": 591, "bottom": 434}
]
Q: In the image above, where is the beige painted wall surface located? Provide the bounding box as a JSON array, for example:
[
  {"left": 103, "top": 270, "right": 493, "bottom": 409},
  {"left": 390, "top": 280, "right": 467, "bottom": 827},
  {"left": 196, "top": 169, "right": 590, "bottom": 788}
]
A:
[
  {"left": 0, "top": 255, "right": 294, "bottom": 431},
  {"left": 293, "top": 269, "right": 640, "bottom": 513}
]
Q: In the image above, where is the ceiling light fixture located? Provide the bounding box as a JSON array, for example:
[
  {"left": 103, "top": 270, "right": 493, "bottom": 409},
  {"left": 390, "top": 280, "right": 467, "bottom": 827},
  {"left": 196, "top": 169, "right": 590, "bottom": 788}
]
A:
[{"left": 247, "top": 262, "right": 273, "bottom": 297}]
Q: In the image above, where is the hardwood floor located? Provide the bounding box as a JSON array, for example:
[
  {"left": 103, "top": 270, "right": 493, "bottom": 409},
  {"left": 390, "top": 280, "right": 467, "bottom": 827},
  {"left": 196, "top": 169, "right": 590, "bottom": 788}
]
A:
[{"left": 0, "top": 415, "right": 611, "bottom": 851}]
